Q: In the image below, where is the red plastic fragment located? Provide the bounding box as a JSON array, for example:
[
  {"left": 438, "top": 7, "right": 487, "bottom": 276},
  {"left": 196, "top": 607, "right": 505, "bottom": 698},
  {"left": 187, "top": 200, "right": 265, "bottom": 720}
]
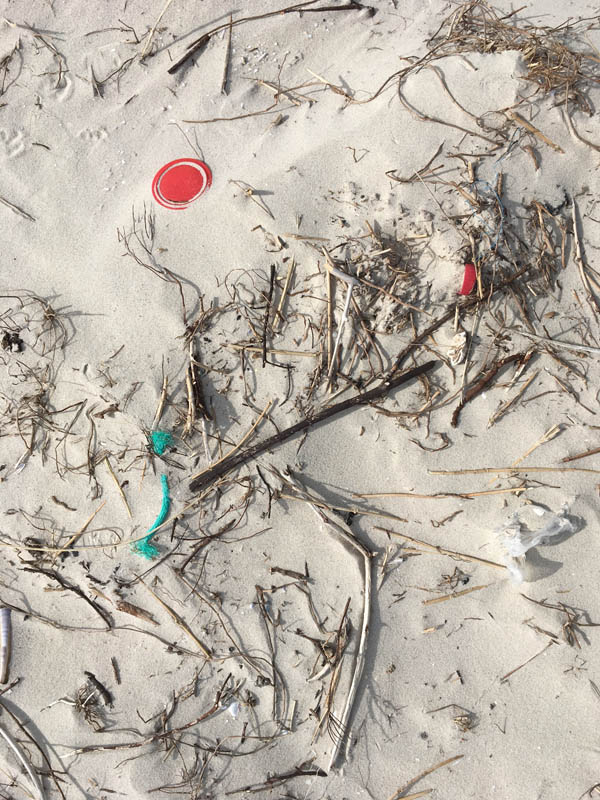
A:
[{"left": 459, "top": 262, "right": 477, "bottom": 295}]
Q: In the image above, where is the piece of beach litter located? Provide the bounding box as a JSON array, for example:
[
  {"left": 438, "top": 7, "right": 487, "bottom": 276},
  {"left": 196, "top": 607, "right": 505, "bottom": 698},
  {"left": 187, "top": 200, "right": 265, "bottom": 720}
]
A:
[
  {"left": 448, "top": 330, "right": 467, "bottom": 366},
  {"left": 0, "top": 607, "right": 11, "bottom": 684},
  {"left": 499, "top": 504, "right": 574, "bottom": 583}
]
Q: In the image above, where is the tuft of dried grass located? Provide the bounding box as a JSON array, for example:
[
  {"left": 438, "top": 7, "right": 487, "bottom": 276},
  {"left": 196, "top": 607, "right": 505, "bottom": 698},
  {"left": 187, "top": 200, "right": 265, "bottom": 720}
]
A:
[{"left": 428, "top": 0, "right": 600, "bottom": 113}]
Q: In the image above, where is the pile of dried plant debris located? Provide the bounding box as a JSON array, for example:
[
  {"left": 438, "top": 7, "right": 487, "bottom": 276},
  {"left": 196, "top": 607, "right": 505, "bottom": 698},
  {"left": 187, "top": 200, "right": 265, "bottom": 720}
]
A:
[{"left": 1, "top": 1, "right": 600, "bottom": 797}]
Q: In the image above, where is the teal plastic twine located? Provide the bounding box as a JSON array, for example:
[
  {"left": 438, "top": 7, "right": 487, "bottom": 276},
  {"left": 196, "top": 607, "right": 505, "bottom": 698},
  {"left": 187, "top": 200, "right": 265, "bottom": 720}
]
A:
[
  {"left": 133, "top": 474, "right": 170, "bottom": 559},
  {"left": 132, "top": 430, "right": 173, "bottom": 560},
  {"left": 150, "top": 430, "right": 173, "bottom": 456}
]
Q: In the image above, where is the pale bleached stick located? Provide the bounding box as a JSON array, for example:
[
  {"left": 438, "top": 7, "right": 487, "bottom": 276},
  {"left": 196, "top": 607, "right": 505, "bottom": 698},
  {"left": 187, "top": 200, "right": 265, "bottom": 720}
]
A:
[
  {"left": 140, "top": 0, "right": 176, "bottom": 59},
  {"left": 0, "top": 722, "right": 46, "bottom": 800},
  {"left": 375, "top": 527, "right": 507, "bottom": 571},
  {"left": 571, "top": 197, "right": 600, "bottom": 315},
  {"left": 506, "top": 109, "right": 564, "bottom": 153},
  {"left": 517, "top": 330, "right": 600, "bottom": 354},
  {"left": 273, "top": 256, "right": 295, "bottom": 332},
  {"left": 430, "top": 466, "right": 600, "bottom": 475},
  {"left": 511, "top": 424, "right": 562, "bottom": 469},
  {"left": 221, "top": 14, "right": 233, "bottom": 94},
  {"left": 151, "top": 373, "right": 169, "bottom": 431},
  {"left": 323, "top": 249, "right": 359, "bottom": 387},
  {"left": 326, "top": 266, "right": 334, "bottom": 374},
  {"left": 270, "top": 467, "right": 372, "bottom": 771},
  {"left": 104, "top": 456, "right": 132, "bottom": 518},
  {"left": 485, "top": 423, "right": 562, "bottom": 487},
  {"left": 53, "top": 502, "right": 106, "bottom": 560},
  {"left": 388, "top": 754, "right": 463, "bottom": 800}
]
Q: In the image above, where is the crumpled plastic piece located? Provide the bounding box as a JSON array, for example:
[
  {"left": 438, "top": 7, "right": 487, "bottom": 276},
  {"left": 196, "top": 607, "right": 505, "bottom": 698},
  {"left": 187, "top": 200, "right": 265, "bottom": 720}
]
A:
[
  {"left": 448, "top": 331, "right": 467, "bottom": 366},
  {"left": 499, "top": 504, "right": 575, "bottom": 583},
  {"left": 459, "top": 262, "right": 477, "bottom": 295}
]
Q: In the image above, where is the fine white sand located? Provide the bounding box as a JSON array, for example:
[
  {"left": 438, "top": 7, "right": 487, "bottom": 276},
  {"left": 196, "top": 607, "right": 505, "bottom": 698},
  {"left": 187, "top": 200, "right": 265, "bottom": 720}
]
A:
[{"left": 1, "top": 1, "right": 600, "bottom": 798}]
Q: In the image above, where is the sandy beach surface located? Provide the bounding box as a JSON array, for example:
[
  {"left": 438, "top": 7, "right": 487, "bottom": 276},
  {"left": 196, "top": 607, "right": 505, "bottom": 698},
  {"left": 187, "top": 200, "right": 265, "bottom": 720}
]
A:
[{"left": 1, "top": 1, "right": 600, "bottom": 798}]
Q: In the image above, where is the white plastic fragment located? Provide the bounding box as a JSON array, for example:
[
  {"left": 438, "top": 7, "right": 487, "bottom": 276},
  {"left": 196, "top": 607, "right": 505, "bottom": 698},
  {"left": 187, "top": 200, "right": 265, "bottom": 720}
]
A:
[
  {"left": 448, "top": 331, "right": 468, "bottom": 366},
  {"left": 499, "top": 504, "right": 575, "bottom": 583}
]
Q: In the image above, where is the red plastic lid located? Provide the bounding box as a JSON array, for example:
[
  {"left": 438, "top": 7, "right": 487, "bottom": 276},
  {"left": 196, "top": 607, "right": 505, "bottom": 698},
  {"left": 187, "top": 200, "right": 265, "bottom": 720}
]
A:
[{"left": 152, "top": 158, "right": 212, "bottom": 210}]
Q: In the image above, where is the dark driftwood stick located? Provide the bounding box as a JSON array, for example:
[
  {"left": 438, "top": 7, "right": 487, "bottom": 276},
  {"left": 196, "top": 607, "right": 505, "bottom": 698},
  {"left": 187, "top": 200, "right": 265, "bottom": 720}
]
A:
[
  {"left": 189, "top": 360, "right": 437, "bottom": 493},
  {"left": 451, "top": 351, "right": 529, "bottom": 428}
]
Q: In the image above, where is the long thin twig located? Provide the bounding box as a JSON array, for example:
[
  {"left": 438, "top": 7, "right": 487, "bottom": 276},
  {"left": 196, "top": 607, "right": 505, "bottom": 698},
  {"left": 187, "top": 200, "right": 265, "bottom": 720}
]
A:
[
  {"left": 0, "top": 698, "right": 64, "bottom": 799},
  {"left": 500, "top": 641, "right": 555, "bottom": 682},
  {"left": 274, "top": 256, "right": 295, "bottom": 331},
  {"left": 221, "top": 14, "right": 233, "bottom": 94},
  {"left": 53, "top": 502, "right": 106, "bottom": 560},
  {"left": 138, "top": 577, "right": 211, "bottom": 658},
  {"left": 562, "top": 446, "right": 600, "bottom": 463},
  {"left": 451, "top": 351, "right": 529, "bottom": 427},
  {"left": 388, "top": 754, "right": 464, "bottom": 800},
  {"left": 0, "top": 194, "right": 35, "bottom": 222},
  {"left": 430, "top": 466, "right": 600, "bottom": 475},
  {"left": 140, "top": 0, "right": 176, "bottom": 59},
  {"left": 375, "top": 527, "right": 507, "bottom": 570},
  {"left": 104, "top": 457, "right": 132, "bottom": 518},
  {"left": 168, "top": 1, "right": 369, "bottom": 74}
]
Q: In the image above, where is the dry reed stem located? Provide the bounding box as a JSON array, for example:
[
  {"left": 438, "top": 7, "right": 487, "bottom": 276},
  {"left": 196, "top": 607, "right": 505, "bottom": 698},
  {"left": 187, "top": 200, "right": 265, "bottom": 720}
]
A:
[
  {"left": 104, "top": 457, "right": 132, "bottom": 518},
  {"left": 140, "top": 0, "right": 176, "bottom": 59},
  {"left": 511, "top": 424, "right": 562, "bottom": 468},
  {"left": 505, "top": 110, "right": 564, "bottom": 153},
  {"left": 423, "top": 584, "right": 490, "bottom": 605},
  {"left": 273, "top": 256, "right": 295, "bottom": 331},
  {"left": 151, "top": 375, "right": 168, "bottom": 432},
  {"left": 500, "top": 641, "right": 555, "bottom": 682},
  {"left": 356, "top": 487, "right": 527, "bottom": 500},
  {"left": 138, "top": 577, "right": 211, "bottom": 658},
  {"left": 227, "top": 343, "right": 316, "bottom": 357},
  {"left": 375, "top": 527, "right": 507, "bottom": 571},
  {"left": 388, "top": 754, "right": 464, "bottom": 800},
  {"left": 280, "top": 493, "right": 410, "bottom": 525},
  {"left": 571, "top": 198, "right": 600, "bottom": 315},
  {"left": 430, "top": 466, "right": 600, "bottom": 475},
  {"left": 53, "top": 501, "right": 106, "bottom": 560}
]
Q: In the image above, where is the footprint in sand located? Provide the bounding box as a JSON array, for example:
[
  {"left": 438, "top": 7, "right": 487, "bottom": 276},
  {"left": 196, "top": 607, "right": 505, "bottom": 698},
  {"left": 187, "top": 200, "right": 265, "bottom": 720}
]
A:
[
  {"left": 76, "top": 127, "right": 108, "bottom": 143},
  {"left": 38, "top": 73, "right": 74, "bottom": 103},
  {"left": 0, "top": 128, "right": 28, "bottom": 159}
]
